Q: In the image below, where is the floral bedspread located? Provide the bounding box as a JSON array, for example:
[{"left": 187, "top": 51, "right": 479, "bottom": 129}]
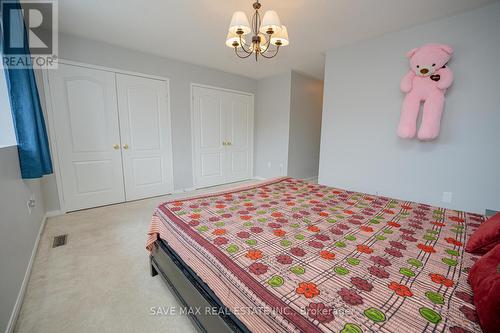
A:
[{"left": 147, "top": 178, "right": 484, "bottom": 333}]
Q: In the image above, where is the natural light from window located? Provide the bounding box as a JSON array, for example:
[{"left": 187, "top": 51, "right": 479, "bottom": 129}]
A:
[{"left": 0, "top": 71, "right": 17, "bottom": 148}]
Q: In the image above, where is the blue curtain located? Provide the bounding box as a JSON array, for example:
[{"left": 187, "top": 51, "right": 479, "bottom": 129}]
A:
[{"left": 1, "top": 0, "right": 53, "bottom": 179}]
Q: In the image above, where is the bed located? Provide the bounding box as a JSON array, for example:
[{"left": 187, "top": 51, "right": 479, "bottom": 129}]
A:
[{"left": 147, "top": 177, "right": 484, "bottom": 333}]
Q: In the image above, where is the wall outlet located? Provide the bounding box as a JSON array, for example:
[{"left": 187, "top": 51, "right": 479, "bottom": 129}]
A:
[
  {"left": 27, "top": 194, "right": 36, "bottom": 215},
  {"left": 442, "top": 192, "right": 453, "bottom": 203},
  {"left": 267, "top": 162, "right": 271, "bottom": 169}
]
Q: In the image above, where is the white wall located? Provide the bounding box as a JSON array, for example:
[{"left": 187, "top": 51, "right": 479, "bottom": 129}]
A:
[
  {"left": 319, "top": 2, "right": 500, "bottom": 214},
  {"left": 254, "top": 72, "right": 292, "bottom": 178},
  {"left": 38, "top": 33, "right": 257, "bottom": 211},
  {"left": 288, "top": 72, "right": 323, "bottom": 179},
  {"left": 0, "top": 147, "right": 46, "bottom": 332},
  {"left": 0, "top": 74, "right": 16, "bottom": 148}
]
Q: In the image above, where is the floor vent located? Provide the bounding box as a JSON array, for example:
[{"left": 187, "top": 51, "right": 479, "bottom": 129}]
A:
[{"left": 52, "top": 234, "right": 68, "bottom": 248}]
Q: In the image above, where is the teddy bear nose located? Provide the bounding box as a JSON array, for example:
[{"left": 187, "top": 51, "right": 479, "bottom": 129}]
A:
[{"left": 420, "top": 68, "right": 429, "bottom": 74}]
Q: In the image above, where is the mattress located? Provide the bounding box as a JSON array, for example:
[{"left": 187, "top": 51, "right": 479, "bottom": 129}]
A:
[{"left": 146, "top": 178, "right": 483, "bottom": 333}]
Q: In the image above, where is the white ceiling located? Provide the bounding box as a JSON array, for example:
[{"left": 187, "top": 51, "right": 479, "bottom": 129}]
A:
[{"left": 57, "top": 0, "right": 498, "bottom": 80}]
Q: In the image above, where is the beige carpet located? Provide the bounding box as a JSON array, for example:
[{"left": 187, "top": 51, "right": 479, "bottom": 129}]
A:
[{"left": 15, "top": 180, "right": 258, "bottom": 333}]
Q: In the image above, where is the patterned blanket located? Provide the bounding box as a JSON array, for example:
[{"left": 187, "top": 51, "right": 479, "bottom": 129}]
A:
[{"left": 147, "top": 178, "right": 483, "bottom": 333}]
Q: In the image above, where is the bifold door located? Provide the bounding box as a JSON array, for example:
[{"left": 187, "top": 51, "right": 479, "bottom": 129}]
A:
[
  {"left": 48, "top": 64, "right": 174, "bottom": 211},
  {"left": 192, "top": 86, "right": 253, "bottom": 188},
  {"left": 48, "top": 64, "right": 125, "bottom": 211},
  {"left": 116, "top": 74, "right": 174, "bottom": 201}
]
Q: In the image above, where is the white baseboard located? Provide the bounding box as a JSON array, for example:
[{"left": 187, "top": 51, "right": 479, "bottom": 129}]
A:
[
  {"left": 254, "top": 176, "right": 318, "bottom": 183},
  {"left": 173, "top": 187, "right": 197, "bottom": 194},
  {"left": 303, "top": 176, "right": 319, "bottom": 183},
  {"left": 5, "top": 212, "right": 48, "bottom": 333},
  {"left": 45, "top": 210, "right": 63, "bottom": 218}
]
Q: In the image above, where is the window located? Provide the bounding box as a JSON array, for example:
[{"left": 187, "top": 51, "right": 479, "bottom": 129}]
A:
[{"left": 0, "top": 70, "right": 17, "bottom": 148}]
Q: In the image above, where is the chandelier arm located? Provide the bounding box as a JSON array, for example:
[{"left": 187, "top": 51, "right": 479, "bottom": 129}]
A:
[
  {"left": 234, "top": 47, "right": 254, "bottom": 59},
  {"left": 261, "top": 33, "right": 273, "bottom": 54},
  {"left": 259, "top": 45, "right": 280, "bottom": 59},
  {"left": 237, "top": 34, "right": 253, "bottom": 54}
]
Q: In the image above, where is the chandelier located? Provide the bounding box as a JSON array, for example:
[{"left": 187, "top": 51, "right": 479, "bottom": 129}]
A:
[{"left": 225, "top": 0, "right": 289, "bottom": 61}]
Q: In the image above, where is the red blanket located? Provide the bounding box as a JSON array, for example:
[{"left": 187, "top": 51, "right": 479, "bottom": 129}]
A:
[{"left": 147, "top": 178, "right": 483, "bottom": 333}]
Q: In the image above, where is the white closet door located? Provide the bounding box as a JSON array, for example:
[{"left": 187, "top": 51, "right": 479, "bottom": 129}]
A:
[
  {"left": 224, "top": 92, "right": 253, "bottom": 182},
  {"left": 116, "top": 74, "right": 174, "bottom": 201},
  {"left": 192, "top": 86, "right": 226, "bottom": 188},
  {"left": 48, "top": 64, "right": 125, "bottom": 211}
]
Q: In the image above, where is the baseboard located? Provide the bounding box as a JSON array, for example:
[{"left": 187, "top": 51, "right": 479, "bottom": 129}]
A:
[
  {"left": 173, "top": 187, "right": 197, "bottom": 194},
  {"left": 5, "top": 212, "right": 48, "bottom": 333},
  {"left": 255, "top": 176, "right": 318, "bottom": 183},
  {"left": 45, "top": 210, "right": 63, "bottom": 218},
  {"left": 303, "top": 176, "right": 318, "bottom": 183}
]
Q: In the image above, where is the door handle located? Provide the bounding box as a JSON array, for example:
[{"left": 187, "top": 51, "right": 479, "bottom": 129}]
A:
[
  {"left": 113, "top": 144, "right": 120, "bottom": 150},
  {"left": 123, "top": 144, "right": 129, "bottom": 150}
]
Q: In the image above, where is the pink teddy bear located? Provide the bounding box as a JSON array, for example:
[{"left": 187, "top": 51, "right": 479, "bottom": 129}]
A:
[{"left": 397, "top": 43, "right": 454, "bottom": 140}]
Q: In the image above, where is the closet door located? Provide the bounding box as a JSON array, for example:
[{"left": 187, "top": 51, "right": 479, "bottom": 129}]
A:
[
  {"left": 224, "top": 92, "right": 253, "bottom": 183},
  {"left": 48, "top": 64, "right": 125, "bottom": 211},
  {"left": 192, "top": 86, "right": 226, "bottom": 188},
  {"left": 116, "top": 74, "right": 174, "bottom": 200}
]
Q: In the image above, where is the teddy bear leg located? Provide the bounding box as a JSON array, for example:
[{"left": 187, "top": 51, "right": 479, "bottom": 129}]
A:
[
  {"left": 397, "top": 93, "right": 420, "bottom": 139},
  {"left": 418, "top": 92, "right": 445, "bottom": 141}
]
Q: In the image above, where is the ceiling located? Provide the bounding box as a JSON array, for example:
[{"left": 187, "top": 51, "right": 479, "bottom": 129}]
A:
[{"left": 57, "top": 0, "right": 498, "bottom": 80}]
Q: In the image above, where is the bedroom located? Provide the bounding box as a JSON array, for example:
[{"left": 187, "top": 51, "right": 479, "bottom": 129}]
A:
[{"left": 1, "top": 0, "right": 499, "bottom": 332}]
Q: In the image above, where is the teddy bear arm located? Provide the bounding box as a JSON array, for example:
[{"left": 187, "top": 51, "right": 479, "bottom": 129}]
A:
[
  {"left": 437, "top": 67, "right": 454, "bottom": 89},
  {"left": 400, "top": 71, "right": 415, "bottom": 93}
]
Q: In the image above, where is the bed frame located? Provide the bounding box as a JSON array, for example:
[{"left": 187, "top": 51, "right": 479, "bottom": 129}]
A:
[{"left": 150, "top": 239, "right": 249, "bottom": 333}]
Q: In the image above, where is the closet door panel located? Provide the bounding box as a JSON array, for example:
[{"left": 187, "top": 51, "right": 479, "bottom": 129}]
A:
[
  {"left": 116, "top": 74, "right": 174, "bottom": 201},
  {"left": 48, "top": 64, "right": 125, "bottom": 211},
  {"left": 225, "top": 93, "right": 253, "bottom": 182},
  {"left": 192, "top": 87, "right": 226, "bottom": 187}
]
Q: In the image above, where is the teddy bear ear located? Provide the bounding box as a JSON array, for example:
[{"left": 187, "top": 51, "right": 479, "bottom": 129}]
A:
[
  {"left": 406, "top": 48, "right": 419, "bottom": 58},
  {"left": 439, "top": 44, "right": 453, "bottom": 54}
]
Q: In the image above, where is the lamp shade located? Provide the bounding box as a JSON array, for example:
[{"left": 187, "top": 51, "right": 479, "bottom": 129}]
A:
[
  {"left": 225, "top": 31, "right": 242, "bottom": 48},
  {"left": 259, "top": 10, "right": 281, "bottom": 34},
  {"left": 271, "top": 25, "right": 289, "bottom": 46},
  {"left": 228, "top": 11, "right": 251, "bottom": 35}
]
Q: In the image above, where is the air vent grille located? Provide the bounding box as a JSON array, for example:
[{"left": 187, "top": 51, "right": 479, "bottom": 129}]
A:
[{"left": 52, "top": 234, "right": 68, "bottom": 248}]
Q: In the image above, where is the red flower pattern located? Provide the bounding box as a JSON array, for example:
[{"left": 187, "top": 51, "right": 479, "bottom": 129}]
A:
[
  {"left": 162, "top": 178, "right": 476, "bottom": 330},
  {"left": 249, "top": 262, "right": 268, "bottom": 275},
  {"left": 417, "top": 243, "right": 436, "bottom": 253},
  {"left": 429, "top": 273, "right": 454, "bottom": 287},
  {"left": 388, "top": 282, "right": 413, "bottom": 297},
  {"left": 296, "top": 282, "right": 320, "bottom": 298}
]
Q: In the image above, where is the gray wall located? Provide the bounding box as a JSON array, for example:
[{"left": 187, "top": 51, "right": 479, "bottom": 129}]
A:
[
  {"left": 254, "top": 72, "right": 292, "bottom": 178},
  {"left": 39, "top": 33, "right": 257, "bottom": 211},
  {"left": 288, "top": 72, "right": 323, "bottom": 179},
  {"left": 0, "top": 147, "right": 46, "bottom": 332},
  {"left": 319, "top": 2, "right": 500, "bottom": 214},
  {"left": 255, "top": 71, "right": 323, "bottom": 180}
]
